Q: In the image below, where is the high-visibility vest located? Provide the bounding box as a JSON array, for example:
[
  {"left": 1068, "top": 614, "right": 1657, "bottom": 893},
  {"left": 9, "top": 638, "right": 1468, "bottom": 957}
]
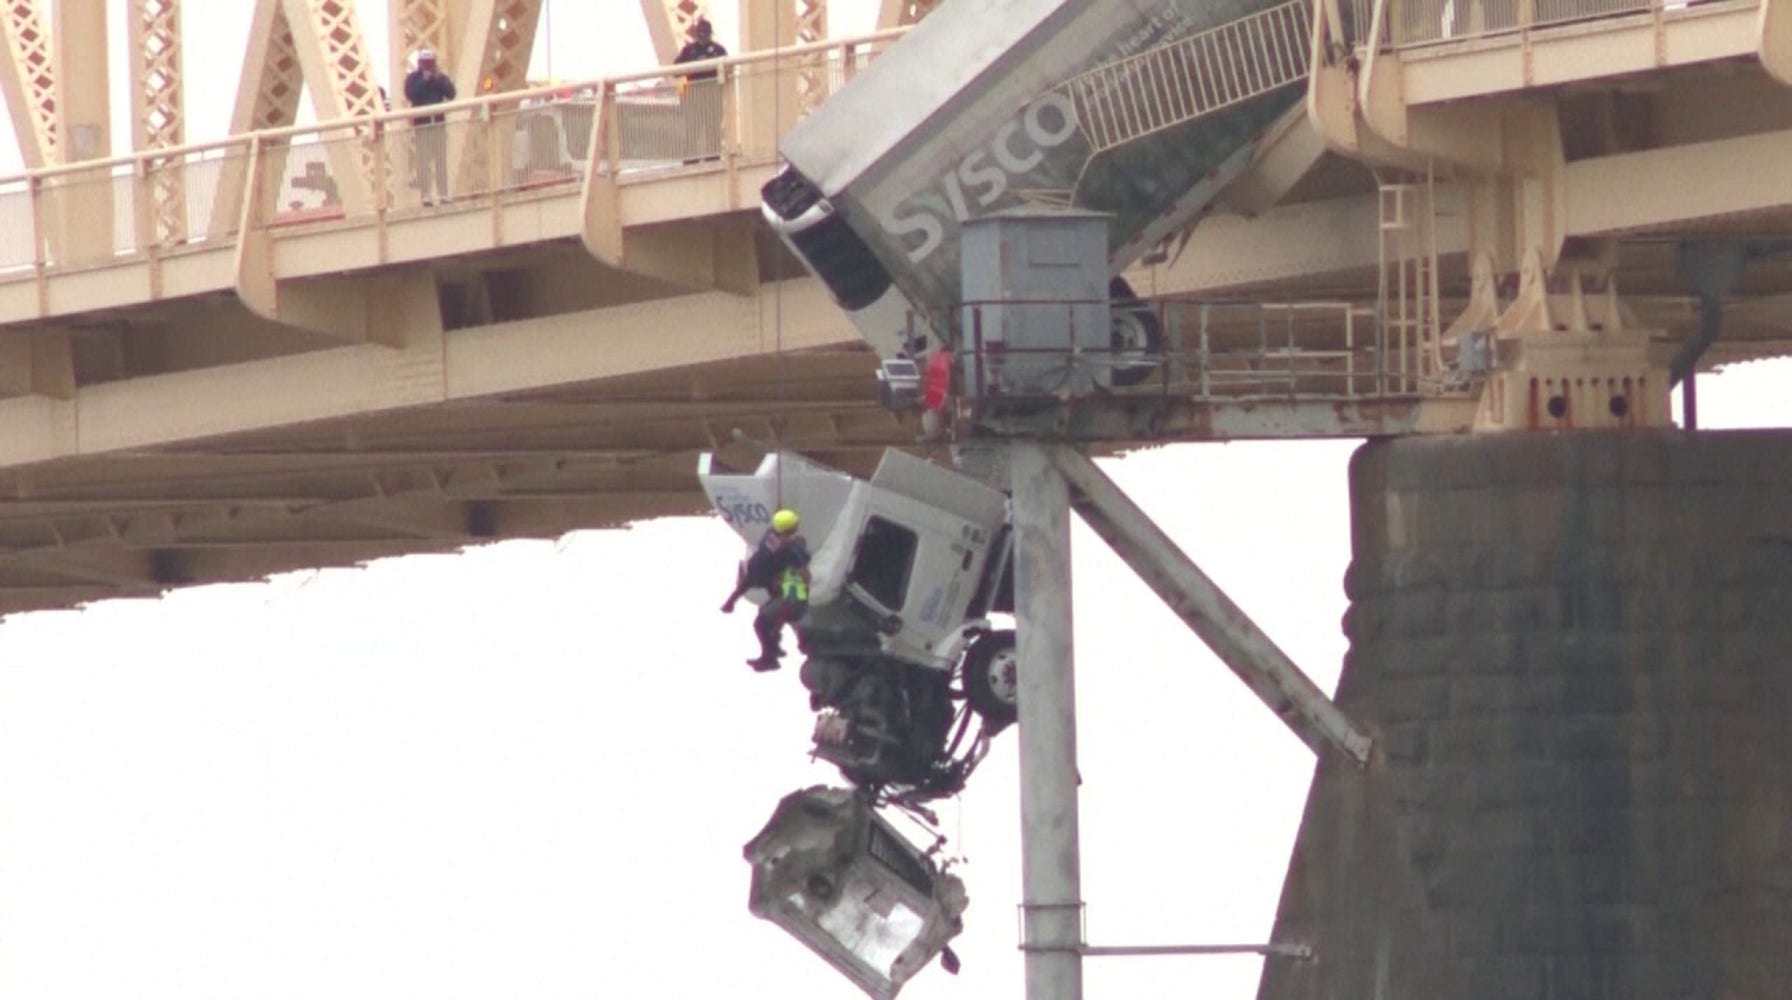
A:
[{"left": 779, "top": 567, "right": 808, "bottom": 602}]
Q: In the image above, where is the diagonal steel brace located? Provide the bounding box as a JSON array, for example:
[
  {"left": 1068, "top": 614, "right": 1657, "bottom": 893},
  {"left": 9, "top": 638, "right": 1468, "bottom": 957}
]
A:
[{"left": 1046, "top": 444, "right": 1372, "bottom": 766}]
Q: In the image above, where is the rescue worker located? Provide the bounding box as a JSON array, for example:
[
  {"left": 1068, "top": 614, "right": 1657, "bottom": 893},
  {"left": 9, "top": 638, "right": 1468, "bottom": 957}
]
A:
[
  {"left": 674, "top": 17, "right": 727, "bottom": 79},
  {"left": 672, "top": 18, "right": 727, "bottom": 161},
  {"left": 722, "top": 508, "right": 810, "bottom": 672},
  {"left": 404, "top": 48, "right": 457, "bottom": 205}
]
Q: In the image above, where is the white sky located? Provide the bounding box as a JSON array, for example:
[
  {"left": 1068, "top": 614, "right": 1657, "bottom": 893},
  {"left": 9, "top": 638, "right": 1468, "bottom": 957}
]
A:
[{"left": 0, "top": 3, "right": 1789, "bottom": 999}]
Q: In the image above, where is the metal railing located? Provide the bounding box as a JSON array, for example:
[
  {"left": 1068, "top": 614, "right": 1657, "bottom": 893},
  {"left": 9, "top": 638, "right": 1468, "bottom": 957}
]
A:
[
  {"left": 951, "top": 296, "right": 1413, "bottom": 407},
  {"left": 1349, "top": 0, "right": 1756, "bottom": 49},
  {"left": 0, "top": 27, "right": 909, "bottom": 280},
  {"left": 1060, "top": 0, "right": 1313, "bottom": 156}
]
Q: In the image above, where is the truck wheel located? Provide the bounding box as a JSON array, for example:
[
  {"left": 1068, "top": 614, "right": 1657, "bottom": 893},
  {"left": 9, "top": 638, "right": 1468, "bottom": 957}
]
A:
[
  {"left": 1109, "top": 277, "right": 1163, "bottom": 387},
  {"left": 963, "top": 629, "right": 1018, "bottom": 728}
]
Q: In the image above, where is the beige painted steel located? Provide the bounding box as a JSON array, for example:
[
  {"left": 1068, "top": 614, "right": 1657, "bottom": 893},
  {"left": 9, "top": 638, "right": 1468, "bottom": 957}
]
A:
[
  {"left": 456, "top": 0, "right": 540, "bottom": 97},
  {"left": 876, "top": 0, "right": 940, "bottom": 28},
  {"left": 281, "top": 0, "right": 383, "bottom": 214},
  {"left": 129, "top": 0, "right": 188, "bottom": 247},
  {"left": 1400, "top": 0, "right": 1765, "bottom": 103},
  {"left": 49, "top": 0, "right": 112, "bottom": 263},
  {"left": 1767, "top": 0, "right": 1792, "bottom": 84},
  {"left": 390, "top": 0, "right": 456, "bottom": 105},
  {"left": 642, "top": 0, "right": 709, "bottom": 66},
  {"left": 739, "top": 0, "right": 800, "bottom": 160},
  {"left": 0, "top": 8, "right": 1778, "bottom": 612},
  {"left": 449, "top": 0, "right": 541, "bottom": 197},
  {"left": 0, "top": 0, "right": 54, "bottom": 167},
  {"left": 213, "top": 0, "right": 304, "bottom": 236}
]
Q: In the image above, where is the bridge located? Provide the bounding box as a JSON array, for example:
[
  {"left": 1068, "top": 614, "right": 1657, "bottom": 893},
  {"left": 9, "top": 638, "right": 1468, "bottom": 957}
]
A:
[{"left": 0, "top": 0, "right": 1785, "bottom": 615}]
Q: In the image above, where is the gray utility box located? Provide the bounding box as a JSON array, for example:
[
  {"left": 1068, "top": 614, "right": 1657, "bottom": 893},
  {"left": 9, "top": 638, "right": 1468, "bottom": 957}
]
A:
[{"left": 959, "top": 208, "right": 1111, "bottom": 397}]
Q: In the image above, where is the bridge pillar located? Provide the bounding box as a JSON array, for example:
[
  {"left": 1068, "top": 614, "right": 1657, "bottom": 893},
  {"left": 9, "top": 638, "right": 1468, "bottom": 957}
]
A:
[
  {"left": 49, "top": 0, "right": 114, "bottom": 266},
  {"left": 1259, "top": 430, "right": 1792, "bottom": 1000},
  {"left": 737, "top": 0, "right": 801, "bottom": 160},
  {"left": 1010, "top": 440, "right": 1086, "bottom": 1000}
]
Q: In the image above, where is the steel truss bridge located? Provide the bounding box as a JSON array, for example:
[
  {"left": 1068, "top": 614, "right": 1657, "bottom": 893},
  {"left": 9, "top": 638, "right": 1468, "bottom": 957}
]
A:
[{"left": 0, "top": 0, "right": 1783, "bottom": 613}]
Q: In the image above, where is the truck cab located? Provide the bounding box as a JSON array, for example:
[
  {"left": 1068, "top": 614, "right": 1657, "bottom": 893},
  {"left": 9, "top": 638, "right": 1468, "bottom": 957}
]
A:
[
  {"left": 700, "top": 448, "right": 1017, "bottom": 801},
  {"left": 700, "top": 448, "right": 1011, "bottom": 669}
]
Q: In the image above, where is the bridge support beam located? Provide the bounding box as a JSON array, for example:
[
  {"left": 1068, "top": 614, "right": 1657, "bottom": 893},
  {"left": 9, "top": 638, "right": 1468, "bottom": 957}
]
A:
[
  {"left": 1009, "top": 440, "right": 1086, "bottom": 1000},
  {"left": 1262, "top": 431, "right": 1792, "bottom": 1000},
  {"left": 738, "top": 0, "right": 800, "bottom": 160},
  {"left": 1765, "top": 0, "right": 1792, "bottom": 86},
  {"left": 641, "top": 0, "right": 708, "bottom": 66},
  {"left": 0, "top": 327, "right": 72, "bottom": 399},
  {"left": 0, "top": 0, "right": 57, "bottom": 168},
  {"left": 49, "top": 0, "right": 114, "bottom": 264}
]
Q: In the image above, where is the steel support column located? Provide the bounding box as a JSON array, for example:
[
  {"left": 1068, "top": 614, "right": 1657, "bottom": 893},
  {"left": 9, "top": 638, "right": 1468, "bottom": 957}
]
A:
[
  {"left": 129, "top": 0, "right": 186, "bottom": 247},
  {"left": 50, "top": 0, "right": 112, "bottom": 262},
  {"left": 876, "top": 0, "right": 942, "bottom": 28},
  {"left": 0, "top": 0, "right": 55, "bottom": 167},
  {"left": 1046, "top": 444, "right": 1372, "bottom": 765},
  {"left": 1009, "top": 440, "right": 1085, "bottom": 1000},
  {"left": 738, "top": 0, "right": 799, "bottom": 160},
  {"left": 642, "top": 0, "right": 707, "bottom": 66}
]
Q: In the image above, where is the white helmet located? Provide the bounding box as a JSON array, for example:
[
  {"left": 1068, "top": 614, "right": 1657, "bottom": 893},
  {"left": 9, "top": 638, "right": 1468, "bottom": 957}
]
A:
[{"left": 416, "top": 47, "right": 437, "bottom": 64}]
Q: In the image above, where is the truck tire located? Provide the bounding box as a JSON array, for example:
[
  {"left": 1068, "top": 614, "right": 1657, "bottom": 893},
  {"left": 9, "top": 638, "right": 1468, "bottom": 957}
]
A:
[
  {"left": 962, "top": 629, "right": 1018, "bottom": 728},
  {"left": 1109, "top": 277, "right": 1163, "bottom": 387}
]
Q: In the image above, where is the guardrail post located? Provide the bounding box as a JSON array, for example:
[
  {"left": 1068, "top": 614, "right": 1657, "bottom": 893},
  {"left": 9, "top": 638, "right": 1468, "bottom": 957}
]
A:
[
  {"left": 29, "top": 173, "right": 47, "bottom": 315},
  {"left": 373, "top": 118, "right": 390, "bottom": 261}
]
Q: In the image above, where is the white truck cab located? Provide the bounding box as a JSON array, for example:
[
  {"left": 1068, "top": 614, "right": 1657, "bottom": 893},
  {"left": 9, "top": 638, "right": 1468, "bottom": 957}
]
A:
[
  {"left": 699, "top": 448, "right": 1011, "bottom": 669},
  {"left": 700, "top": 448, "right": 1018, "bottom": 803}
]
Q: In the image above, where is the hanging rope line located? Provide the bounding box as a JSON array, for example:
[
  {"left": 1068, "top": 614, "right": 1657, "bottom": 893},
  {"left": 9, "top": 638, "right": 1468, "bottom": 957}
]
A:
[{"left": 770, "top": 0, "right": 789, "bottom": 511}]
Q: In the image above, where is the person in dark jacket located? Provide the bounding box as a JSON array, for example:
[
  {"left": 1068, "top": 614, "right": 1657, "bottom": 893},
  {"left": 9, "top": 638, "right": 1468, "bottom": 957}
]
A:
[
  {"left": 403, "top": 48, "right": 457, "bottom": 205},
  {"left": 722, "top": 508, "right": 811, "bottom": 672},
  {"left": 673, "top": 19, "right": 727, "bottom": 161},
  {"left": 674, "top": 18, "right": 728, "bottom": 78}
]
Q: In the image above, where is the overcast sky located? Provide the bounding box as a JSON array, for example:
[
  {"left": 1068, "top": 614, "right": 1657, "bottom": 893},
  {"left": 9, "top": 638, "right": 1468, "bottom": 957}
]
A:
[{"left": 0, "top": 3, "right": 1788, "bottom": 1000}]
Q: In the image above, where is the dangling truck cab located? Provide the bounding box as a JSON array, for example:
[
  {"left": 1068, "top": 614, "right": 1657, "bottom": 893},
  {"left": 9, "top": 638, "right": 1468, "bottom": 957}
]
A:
[{"left": 700, "top": 448, "right": 1017, "bottom": 801}]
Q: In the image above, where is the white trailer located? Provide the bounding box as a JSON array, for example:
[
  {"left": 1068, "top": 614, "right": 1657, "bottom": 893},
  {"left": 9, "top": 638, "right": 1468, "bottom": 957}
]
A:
[{"left": 761, "top": 0, "right": 1311, "bottom": 379}]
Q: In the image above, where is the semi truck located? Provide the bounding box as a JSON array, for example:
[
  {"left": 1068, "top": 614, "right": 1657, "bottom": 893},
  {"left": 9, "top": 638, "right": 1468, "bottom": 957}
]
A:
[
  {"left": 761, "top": 0, "right": 1312, "bottom": 389},
  {"left": 700, "top": 447, "right": 1016, "bottom": 803}
]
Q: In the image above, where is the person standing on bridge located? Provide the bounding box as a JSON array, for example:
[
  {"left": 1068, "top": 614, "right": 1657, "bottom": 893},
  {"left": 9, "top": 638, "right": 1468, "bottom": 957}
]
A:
[
  {"left": 673, "top": 18, "right": 728, "bottom": 162},
  {"left": 722, "top": 507, "right": 811, "bottom": 672},
  {"left": 404, "top": 48, "right": 457, "bottom": 206}
]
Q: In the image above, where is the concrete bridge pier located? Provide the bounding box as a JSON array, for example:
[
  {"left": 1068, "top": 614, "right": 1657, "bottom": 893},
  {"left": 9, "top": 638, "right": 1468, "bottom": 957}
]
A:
[{"left": 1259, "top": 430, "right": 1792, "bottom": 1000}]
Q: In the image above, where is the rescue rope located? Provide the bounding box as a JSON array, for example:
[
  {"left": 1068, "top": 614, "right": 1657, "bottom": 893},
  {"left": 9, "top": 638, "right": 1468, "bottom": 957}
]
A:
[{"left": 769, "top": 0, "right": 789, "bottom": 510}]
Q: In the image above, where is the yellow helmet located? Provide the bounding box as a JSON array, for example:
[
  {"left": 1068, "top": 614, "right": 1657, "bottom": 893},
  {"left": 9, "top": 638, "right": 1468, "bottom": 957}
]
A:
[{"left": 771, "top": 508, "right": 800, "bottom": 534}]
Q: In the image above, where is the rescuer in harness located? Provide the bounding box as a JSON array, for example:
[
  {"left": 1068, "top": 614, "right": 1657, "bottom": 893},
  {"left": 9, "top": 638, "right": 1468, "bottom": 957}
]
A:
[{"left": 722, "top": 508, "right": 811, "bottom": 672}]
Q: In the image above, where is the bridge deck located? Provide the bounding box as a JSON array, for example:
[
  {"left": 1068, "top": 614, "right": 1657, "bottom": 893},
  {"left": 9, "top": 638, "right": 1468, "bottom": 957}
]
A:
[{"left": 0, "top": 5, "right": 1782, "bottom": 613}]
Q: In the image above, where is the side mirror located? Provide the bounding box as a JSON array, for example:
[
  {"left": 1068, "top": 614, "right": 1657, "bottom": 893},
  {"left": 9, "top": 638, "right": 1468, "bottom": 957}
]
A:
[{"left": 875, "top": 358, "right": 922, "bottom": 410}]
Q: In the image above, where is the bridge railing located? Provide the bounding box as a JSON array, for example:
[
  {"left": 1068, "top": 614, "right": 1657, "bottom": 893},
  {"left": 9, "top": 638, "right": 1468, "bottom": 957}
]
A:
[
  {"left": 0, "top": 27, "right": 910, "bottom": 280},
  {"left": 1346, "top": 0, "right": 1756, "bottom": 48},
  {"left": 951, "top": 296, "right": 1427, "bottom": 407}
]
